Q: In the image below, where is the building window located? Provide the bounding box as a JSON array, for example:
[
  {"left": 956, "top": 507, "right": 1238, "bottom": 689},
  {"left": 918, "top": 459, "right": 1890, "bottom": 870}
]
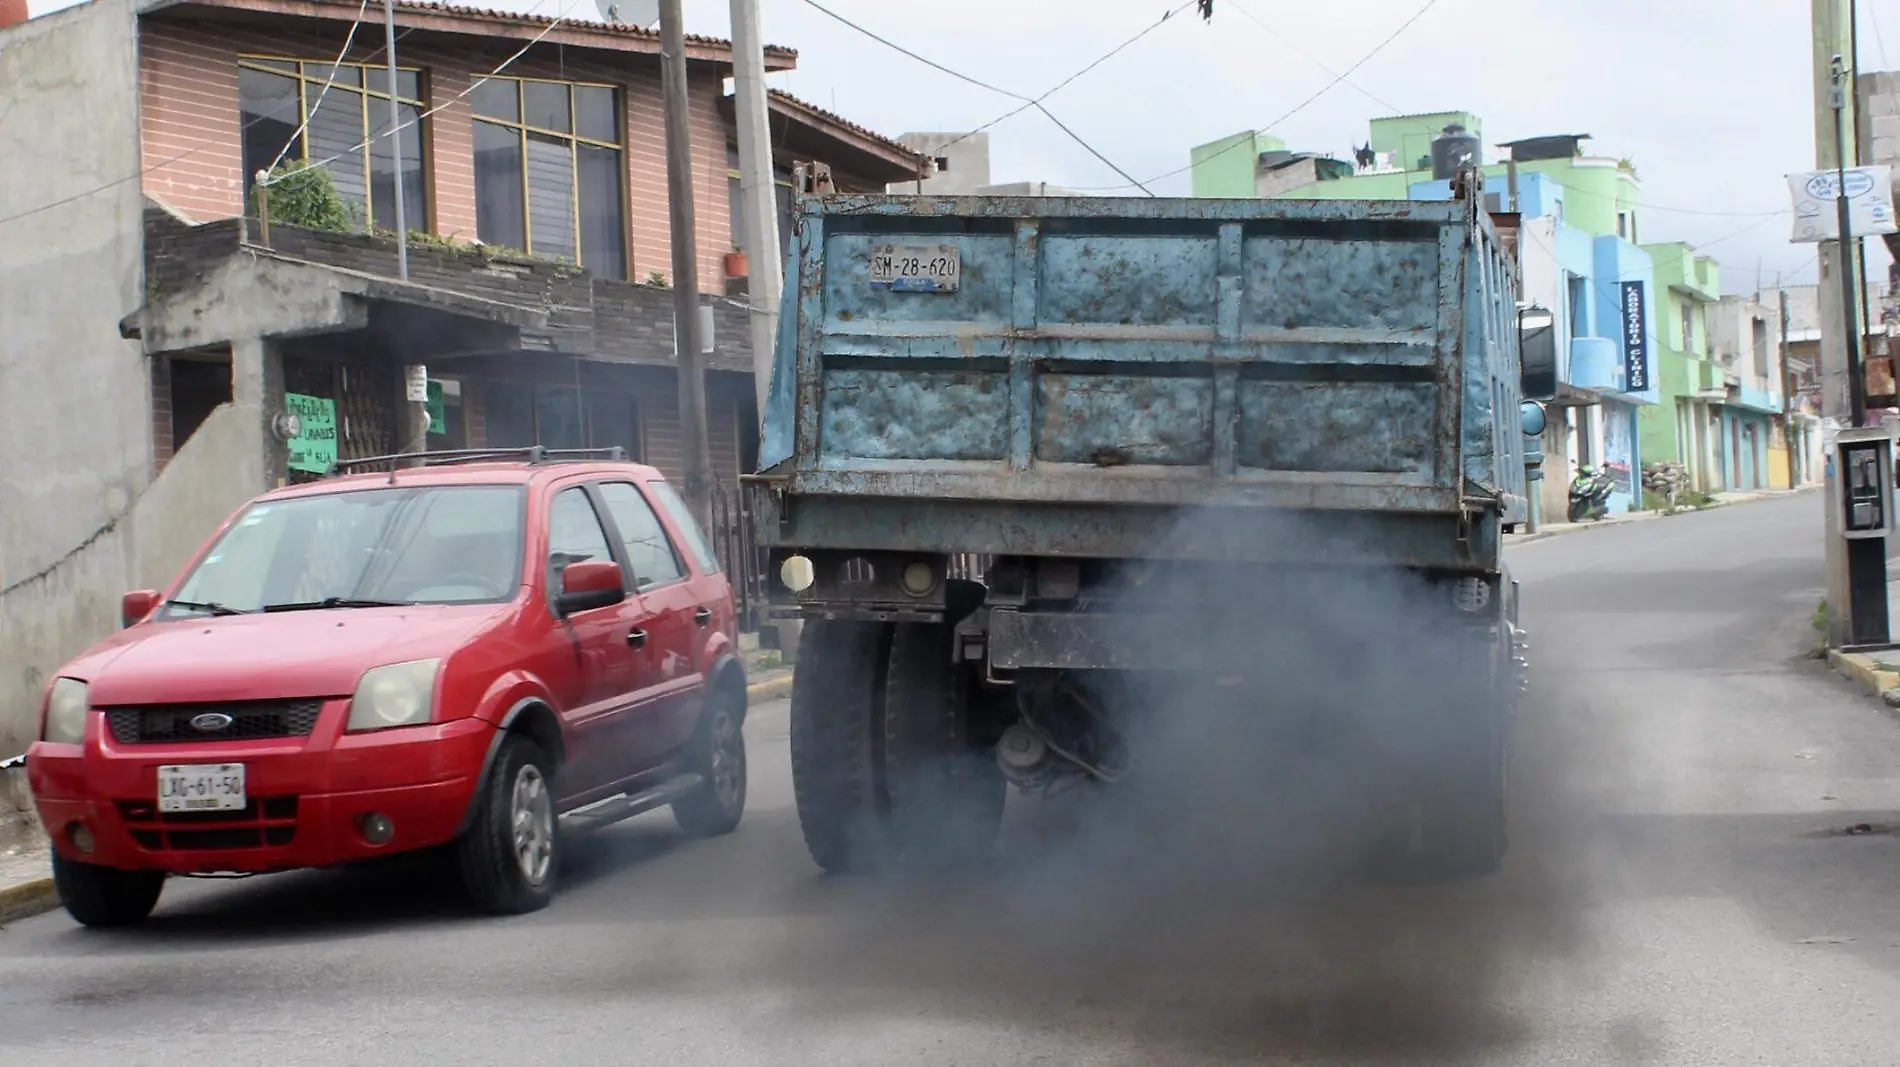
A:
[
  {"left": 1680, "top": 299, "right": 1695, "bottom": 352},
  {"left": 1617, "top": 212, "right": 1628, "bottom": 239},
  {"left": 1752, "top": 316, "right": 1771, "bottom": 380},
  {"left": 471, "top": 76, "right": 626, "bottom": 279},
  {"left": 726, "top": 145, "right": 796, "bottom": 266},
  {"left": 484, "top": 382, "right": 639, "bottom": 458},
  {"left": 1565, "top": 274, "right": 1587, "bottom": 340},
  {"left": 238, "top": 57, "right": 428, "bottom": 232}
]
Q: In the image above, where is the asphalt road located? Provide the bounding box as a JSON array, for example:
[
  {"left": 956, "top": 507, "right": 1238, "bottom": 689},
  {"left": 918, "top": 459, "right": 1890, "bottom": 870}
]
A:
[{"left": 5, "top": 494, "right": 1900, "bottom": 1066}]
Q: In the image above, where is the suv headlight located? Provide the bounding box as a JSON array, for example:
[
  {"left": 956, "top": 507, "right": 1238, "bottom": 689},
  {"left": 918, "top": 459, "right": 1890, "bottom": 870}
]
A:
[
  {"left": 347, "top": 659, "right": 440, "bottom": 732},
  {"left": 43, "top": 678, "right": 89, "bottom": 745}
]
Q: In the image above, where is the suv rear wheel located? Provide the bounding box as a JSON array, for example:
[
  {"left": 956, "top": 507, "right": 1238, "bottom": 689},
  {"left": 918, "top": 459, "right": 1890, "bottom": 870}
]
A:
[
  {"left": 673, "top": 683, "right": 748, "bottom": 837},
  {"left": 51, "top": 853, "right": 165, "bottom": 928}
]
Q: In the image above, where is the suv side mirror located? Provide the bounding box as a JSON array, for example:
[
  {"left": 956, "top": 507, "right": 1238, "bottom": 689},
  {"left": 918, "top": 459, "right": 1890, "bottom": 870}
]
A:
[
  {"left": 122, "top": 589, "right": 161, "bottom": 628},
  {"left": 556, "top": 560, "right": 626, "bottom": 615},
  {"left": 1518, "top": 307, "right": 1559, "bottom": 402}
]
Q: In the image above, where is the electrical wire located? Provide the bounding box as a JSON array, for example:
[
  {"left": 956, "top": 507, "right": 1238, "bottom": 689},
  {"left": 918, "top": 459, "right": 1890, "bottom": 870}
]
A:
[
  {"left": 258, "top": 0, "right": 375, "bottom": 183},
  {"left": 0, "top": 0, "right": 557, "bottom": 228},
  {"left": 927, "top": 1, "right": 1199, "bottom": 160},
  {"left": 266, "top": 0, "right": 582, "bottom": 188},
  {"left": 799, "top": 0, "right": 1166, "bottom": 194},
  {"left": 1080, "top": 0, "right": 1445, "bottom": 191},
  {"left": 1224, "top": 0, "right": 1402, "bottom": 114}
]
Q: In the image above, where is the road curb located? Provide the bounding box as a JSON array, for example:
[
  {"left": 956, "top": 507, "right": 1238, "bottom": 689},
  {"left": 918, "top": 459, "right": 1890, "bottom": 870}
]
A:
[
  {"left": 746, "top": 671, "right": 793, "bottom": 704},
  {"left": 1828, "top": 648, "right": 1900, "bottom": 702},
  {"left": 0, "top": 870, "right": 56, "bottom": 926}
]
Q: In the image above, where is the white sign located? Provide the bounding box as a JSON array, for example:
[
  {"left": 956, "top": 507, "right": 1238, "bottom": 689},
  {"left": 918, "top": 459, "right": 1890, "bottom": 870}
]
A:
[
  {"left": 1788, "top": 166, "right": 1898, "bottom": 242},
  {"left": 404, "top": 364, "right": 429, "bottom": 403},
  {"left": 870, "top": 243, "right": 961, "bottom": 293}
]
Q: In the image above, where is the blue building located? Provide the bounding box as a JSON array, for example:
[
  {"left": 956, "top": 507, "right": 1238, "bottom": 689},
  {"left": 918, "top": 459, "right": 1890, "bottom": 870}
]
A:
[{"left": 1405, "top": 172, "right": 1659, "bottom": 518}]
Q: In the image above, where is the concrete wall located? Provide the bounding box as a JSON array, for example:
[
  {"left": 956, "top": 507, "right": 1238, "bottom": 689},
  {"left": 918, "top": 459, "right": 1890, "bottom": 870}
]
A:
[
  {"left": 0, "top": 0, "right": 150, "bottom": 758},
  {"left": 893, "top": 132, "right": 990, "bottom": 194}
]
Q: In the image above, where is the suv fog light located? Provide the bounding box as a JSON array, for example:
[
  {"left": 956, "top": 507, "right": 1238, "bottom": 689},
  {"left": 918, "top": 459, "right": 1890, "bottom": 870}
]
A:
[
  {"left": 901, "top": 561, "right": 937, "bottom": 597},
  {"left": 69, "top": 822, "right": 95, "bottom": 855},
  {"left": 360, "top": 812, "right": 395, "bottom": 845}
]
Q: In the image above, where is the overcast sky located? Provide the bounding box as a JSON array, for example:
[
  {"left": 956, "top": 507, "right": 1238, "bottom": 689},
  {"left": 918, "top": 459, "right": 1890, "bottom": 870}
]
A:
[{"left": 29, "top": 0, "right": 1894, "bottom": 289}]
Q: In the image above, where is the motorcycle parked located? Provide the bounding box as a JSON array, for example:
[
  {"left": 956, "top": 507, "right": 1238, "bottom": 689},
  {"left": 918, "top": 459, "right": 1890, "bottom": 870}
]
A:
[{"left": 1567, "top": 464, "right": 1615, "bottom": 522}]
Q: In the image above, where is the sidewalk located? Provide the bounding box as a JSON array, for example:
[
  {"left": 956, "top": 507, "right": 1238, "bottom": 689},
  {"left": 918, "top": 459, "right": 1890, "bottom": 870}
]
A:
[{"left": 1506, "top": 486, "right": 1815, "bottom": 547}]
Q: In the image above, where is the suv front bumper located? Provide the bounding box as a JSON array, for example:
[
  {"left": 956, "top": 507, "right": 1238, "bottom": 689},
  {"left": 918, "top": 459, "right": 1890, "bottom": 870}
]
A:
[{"left": 27, "top": 700, "right": 493, "bottom": 874}]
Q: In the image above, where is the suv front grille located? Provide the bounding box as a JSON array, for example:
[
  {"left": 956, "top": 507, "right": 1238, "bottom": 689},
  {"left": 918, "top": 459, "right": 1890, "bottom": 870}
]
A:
[
  {"left": 106, "top": 701, "right": 324, "bottom": 744},
  {"left": 118, "top": 797, "right": 299, "bottom": 851}
]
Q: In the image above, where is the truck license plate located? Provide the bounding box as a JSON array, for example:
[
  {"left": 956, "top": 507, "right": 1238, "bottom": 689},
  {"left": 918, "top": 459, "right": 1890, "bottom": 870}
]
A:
[
  {"left": 869, "top": 243, "right": 959, "bottom": 293},
  {"left": 157, "top": 763, "right": 246, "bottom": 813}
]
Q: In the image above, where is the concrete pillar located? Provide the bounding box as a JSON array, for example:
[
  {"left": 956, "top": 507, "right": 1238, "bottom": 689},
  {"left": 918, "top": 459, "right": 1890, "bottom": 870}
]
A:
[{"left": 231, "top": 336, "right": 287, "bottom": 487}]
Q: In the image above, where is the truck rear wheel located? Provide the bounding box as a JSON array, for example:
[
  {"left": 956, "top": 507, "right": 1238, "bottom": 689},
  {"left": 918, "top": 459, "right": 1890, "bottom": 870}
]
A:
[
  {"left": 881, "top": 622, "right": 1006, "bottom": 869},
  {"left": 789, "top": 619, "right": 892, "bottom": 874}
]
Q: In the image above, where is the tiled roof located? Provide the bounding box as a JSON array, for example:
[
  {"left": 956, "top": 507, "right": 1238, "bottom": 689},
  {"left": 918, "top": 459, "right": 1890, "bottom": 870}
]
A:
[
  {"left": 184, "top": 0, "right": 798, "bottom": 59},
  {"left": 767, "top": 88, "right": 922, "bottom": 165}
]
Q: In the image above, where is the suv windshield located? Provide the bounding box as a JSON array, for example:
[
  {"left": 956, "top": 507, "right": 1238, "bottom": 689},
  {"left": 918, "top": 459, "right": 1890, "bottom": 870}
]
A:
[{"left": 161, "top": 485, "right": 526, "bottom": 617}]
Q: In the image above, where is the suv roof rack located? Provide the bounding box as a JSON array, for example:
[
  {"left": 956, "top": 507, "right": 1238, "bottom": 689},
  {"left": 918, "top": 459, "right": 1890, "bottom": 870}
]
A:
[{"left": 328, "top": 446, "right": 628, "bottom": 474}]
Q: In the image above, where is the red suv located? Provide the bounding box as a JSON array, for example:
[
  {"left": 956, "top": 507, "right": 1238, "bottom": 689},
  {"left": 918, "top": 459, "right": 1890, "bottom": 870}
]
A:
[{"left": 26, "top": 449, "right": 749, "bottom": 926}]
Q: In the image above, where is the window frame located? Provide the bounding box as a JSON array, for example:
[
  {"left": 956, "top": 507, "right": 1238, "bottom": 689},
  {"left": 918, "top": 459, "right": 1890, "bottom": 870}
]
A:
[
  {"left": 543, "top": 482, "right": 621, "bottom": 613},
  {"left": 237, "top": 54, "right": 432, "bottom": 232},
  {"left": 470, "top": 74, "right": 630, "bottom": 277},
  {"left": 593, "top": 480, "right": 690, "bottom": 593}
]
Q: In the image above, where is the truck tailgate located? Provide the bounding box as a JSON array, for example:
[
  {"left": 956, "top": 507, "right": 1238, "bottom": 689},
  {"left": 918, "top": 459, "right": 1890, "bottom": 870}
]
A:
[{"left": 765, "top": 196, "right": 1475, "bottom": 515}]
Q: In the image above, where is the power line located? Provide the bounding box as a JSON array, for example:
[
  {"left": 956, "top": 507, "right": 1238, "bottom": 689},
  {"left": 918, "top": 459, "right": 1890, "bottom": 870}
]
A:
[
  {"left": 799, "top": 0, "right": 1164, "bottom": 194},
  {"left": 1224, "top": 0, "right": 1402, "bottom": 114},
  {"left": 929, "top": 2, "right": 1199, "bottom": 160},
  {"left": 0, "top": 0, "right": 558, "bottom": 229},
  {"left": 1082, "top": 0, "right": 1445, "bottom": 191},
  {"left": 259, "top": 0, "right": 375, "bottom": 182},
  {"left": 267, "top": 0, "right": 581, "bottom": 188}
]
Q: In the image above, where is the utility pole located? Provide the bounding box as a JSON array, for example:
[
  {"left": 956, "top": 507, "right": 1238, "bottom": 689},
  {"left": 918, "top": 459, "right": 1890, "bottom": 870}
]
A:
[
  {"left": 659, "top": 0, "right": 713, "bottom": 528},
  {"left": 1815, "top": 0, "right": 1860, "bottom": 428},
  {"left": 1781, "top": 286, "right": 1798, "bottom": 486},
  {"left": 381, "top": 0, "right": 409, "bottom": 282},
  {"left": 729, "top": 0, "right": 781, "bottom": 417},
  {"left": 1831, "top": 52, "right": 1867, "bottom": 428}
]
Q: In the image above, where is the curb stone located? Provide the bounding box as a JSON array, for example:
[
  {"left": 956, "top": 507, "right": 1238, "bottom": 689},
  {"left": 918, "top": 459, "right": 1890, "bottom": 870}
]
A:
[
  {"left": 746, "top": 670, "right": 794, "bottom": 704},
  {"left": 0, "top": 869, "right": 57, "bottom": 927},
  {"left": 1827, "top": 649, "right": 1900, "bottom": 719}
]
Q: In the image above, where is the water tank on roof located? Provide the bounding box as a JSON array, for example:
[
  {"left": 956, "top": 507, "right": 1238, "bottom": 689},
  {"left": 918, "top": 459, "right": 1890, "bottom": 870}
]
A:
[{"left": 1431, "top": 124, "right": 1481, "bottom": 181}]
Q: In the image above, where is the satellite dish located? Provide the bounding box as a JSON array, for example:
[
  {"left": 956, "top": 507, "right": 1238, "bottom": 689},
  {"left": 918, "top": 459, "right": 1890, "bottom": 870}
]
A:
[{"left": 594, "top": 0, "right": 659, "bottom": 27}]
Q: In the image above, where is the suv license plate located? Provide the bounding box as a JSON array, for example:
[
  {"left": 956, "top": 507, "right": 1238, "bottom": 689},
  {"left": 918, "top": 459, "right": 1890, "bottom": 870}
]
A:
[{"left": 157, "top": 763, "right": 247, "bottom": 813}]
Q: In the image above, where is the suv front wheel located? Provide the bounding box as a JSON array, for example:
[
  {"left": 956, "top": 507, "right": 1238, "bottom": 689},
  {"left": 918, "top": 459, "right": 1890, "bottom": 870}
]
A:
[
  {"left": 52, "top": 853, "right": 165, "bottom": 928},
  {"left": 457, "top": 735, "right": 559, "bottom": 914}
]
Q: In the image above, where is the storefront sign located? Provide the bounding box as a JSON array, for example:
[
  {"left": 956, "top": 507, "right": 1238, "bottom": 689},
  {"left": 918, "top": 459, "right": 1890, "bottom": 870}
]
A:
[
  {"left": 1787, "top": 166, "right": 1898, "bottom": 241},
  {"left": 284, "top": 393, "right": 337, "bottom": 474},
  {"left": 426, "top": 380, "right": 445, "bottom": 435},
  {"left": 1620, "top": 281, "right": 1649, "bottom": 393}
]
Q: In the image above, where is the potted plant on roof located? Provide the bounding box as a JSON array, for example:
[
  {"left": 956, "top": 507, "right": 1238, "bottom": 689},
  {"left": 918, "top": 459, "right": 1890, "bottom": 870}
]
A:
[{"left": 724, "top": 244, "right": 748, "bottom": 279}]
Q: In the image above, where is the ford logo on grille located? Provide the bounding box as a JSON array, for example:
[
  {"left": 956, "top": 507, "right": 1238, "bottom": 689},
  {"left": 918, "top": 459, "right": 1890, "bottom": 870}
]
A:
[{"left": 189, "top": 712, "right": 234, "bottom": 733}]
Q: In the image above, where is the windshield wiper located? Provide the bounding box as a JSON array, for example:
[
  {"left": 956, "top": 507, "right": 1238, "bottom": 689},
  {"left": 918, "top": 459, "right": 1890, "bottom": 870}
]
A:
[
  {"left": 261, "top": 597, "right": 414, "bottom": 613},
  {"left": 164, "top": 599, "right": 247, "bottom": 617}
]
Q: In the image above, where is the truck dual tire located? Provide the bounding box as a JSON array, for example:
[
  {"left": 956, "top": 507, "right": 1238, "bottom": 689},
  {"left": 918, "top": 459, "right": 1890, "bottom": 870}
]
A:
[
  {"left": 790, "top": 619, "right": 1004, "bottom": 874},
  {"left": 1370, "top": 631, "right": 1511, "bottom": 883}
]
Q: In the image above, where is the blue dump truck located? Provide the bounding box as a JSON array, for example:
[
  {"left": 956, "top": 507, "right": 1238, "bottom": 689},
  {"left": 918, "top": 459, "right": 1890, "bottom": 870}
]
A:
[{"left": 749, "top": 176, "right": 1553, "bottom": 882}]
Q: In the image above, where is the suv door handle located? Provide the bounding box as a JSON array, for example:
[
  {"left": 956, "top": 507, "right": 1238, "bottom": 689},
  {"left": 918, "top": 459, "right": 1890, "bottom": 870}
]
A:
[
  {"left": 627, "top": 629, "right": 648, "bottom": 649},
  {"left": 694, "top": 608, "right": 712, "bottom": 626}
]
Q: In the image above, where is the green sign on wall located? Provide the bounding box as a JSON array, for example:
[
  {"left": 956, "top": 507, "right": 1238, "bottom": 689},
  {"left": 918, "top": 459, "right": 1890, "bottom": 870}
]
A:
[
  {"left": 427, "top": 380, "right": 445, "bottom": 435},
  {"left": 285, "top": 393, "right": 338, "bottom": 474}
]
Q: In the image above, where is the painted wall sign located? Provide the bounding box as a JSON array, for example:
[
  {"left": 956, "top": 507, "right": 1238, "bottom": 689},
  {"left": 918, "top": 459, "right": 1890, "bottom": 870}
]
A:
[{"left": 1620, "top": 281, "right": 1649, "bottom": 393}]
